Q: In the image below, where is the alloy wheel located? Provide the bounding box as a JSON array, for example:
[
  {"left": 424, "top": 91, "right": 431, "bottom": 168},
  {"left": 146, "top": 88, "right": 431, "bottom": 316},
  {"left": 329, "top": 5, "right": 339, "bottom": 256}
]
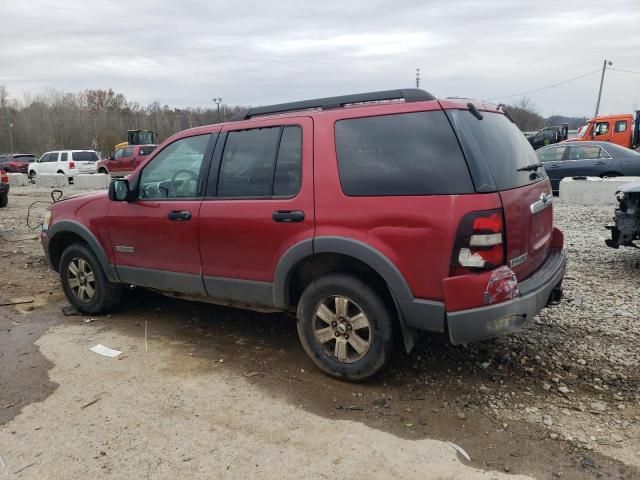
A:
[{"left": 67, "top": 257, "right": 96, "bottom": 302}]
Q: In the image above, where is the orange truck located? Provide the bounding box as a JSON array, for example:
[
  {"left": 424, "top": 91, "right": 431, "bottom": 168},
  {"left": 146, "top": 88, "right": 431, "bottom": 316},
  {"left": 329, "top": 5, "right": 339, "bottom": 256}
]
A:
[{"left": 573, "top": 111, "right": 640, "bottom": 150}]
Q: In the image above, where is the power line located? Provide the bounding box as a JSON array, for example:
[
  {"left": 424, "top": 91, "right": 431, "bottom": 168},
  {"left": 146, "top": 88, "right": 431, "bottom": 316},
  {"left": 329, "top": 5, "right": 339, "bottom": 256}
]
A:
[
  {"left": 609, "top": 67, "right": 640, "bottom": 76},
  {"left": 484, "top": 69, "right": 601, "bottom": 101}
]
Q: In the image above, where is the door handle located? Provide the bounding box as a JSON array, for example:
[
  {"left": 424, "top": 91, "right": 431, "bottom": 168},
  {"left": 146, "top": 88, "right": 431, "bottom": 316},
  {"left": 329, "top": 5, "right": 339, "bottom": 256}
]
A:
[
  {"left": 594, "top": 161, "right": 606, "bottom": 165},
  {"left": 167, "top": 210, "right": 192, "bottom": 221},
  {"left": 272, "top": 210, "right": 305, "bottom": 223},
  {"left": 549, "top": 164, "right": 560, "bottom": 168}
]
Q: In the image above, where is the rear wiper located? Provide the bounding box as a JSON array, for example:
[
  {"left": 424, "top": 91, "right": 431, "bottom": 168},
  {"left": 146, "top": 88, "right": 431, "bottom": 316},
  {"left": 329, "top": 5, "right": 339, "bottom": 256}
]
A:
[{"left": 517, "top": 162, "right": 543, "bottom": 172}]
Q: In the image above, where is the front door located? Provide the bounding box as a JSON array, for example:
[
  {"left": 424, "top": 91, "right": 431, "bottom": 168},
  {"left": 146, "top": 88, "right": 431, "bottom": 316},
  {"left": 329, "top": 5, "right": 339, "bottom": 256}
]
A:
[
  {"left": 198, "top": 117, "right": 314, "bottom": 307},
  {"left": 120, "top": 146, "right": 136, "bottom": 172},
  {"left": 107, "top": 133, "right": 215, "bottom": 295}
]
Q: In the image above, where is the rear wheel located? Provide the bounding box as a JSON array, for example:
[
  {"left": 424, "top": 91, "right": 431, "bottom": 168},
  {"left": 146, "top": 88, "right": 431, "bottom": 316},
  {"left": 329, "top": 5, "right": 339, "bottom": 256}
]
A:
[
  {"left": 59, "top": 243, "right": 123, "bottom": 314},
  {"left": 0, "top": 193, "right": 7, "bottom": 208},
  {"left": 296, "top": 274, "right": 395, "bottom": 381},
  {"left": 98, "top": 168, "right": 108, "bottom": 174}
]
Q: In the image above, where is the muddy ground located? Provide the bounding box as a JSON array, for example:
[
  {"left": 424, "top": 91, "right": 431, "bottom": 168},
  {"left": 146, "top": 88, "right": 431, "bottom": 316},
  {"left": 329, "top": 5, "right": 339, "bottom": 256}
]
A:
[{"left": 0, "top": 185, "right": 638, "bottom": 479}]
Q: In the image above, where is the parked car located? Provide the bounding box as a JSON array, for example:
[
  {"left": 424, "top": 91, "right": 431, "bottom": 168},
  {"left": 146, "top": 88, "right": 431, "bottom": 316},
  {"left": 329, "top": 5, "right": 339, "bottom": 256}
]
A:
[
  {"left": 41, "top": 89, "right": 566, "bottom": 381},
  {"left": 537, "top": 141, "right": 640, "bottom": 193},
  {"left": 573, "top": 112, "right": 640, "bottom": 150},
  {"left": 0, "top": 154, "right": 37, "bottom": 173},
  {"left": 605, "top": 181, "right": 640, "bottom": 249},
  {"left": 29, "top": 150, "right": 99, "bottom": 183},
  {"left": 527, "top": 124, "right": 569, "bottom": 149},
  {"left": 0, "top": 169, "right": 10, "bottom": 208},
  {"left": 97, "top": 144, "right": 157, "bottom": 177}
]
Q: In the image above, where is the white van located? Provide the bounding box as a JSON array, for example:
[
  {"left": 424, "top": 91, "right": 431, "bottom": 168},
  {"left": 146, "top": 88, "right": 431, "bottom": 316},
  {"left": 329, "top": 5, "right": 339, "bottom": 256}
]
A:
[{"left": 29, "top": 150, "right": 99, "bottom": 183}]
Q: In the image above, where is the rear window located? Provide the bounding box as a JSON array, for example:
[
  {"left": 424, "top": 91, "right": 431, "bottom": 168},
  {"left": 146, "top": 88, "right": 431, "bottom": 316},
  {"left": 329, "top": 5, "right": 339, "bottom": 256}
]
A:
[
  {"left": 447, "top": 110, "right": 546, "bottom": 191},
  {"left": 14, "top": 155, "right": 36, "bottom": 163},
  {"left": 139, "top": 146, "right": 156, "bottom": 156},
  {"left": 72, "top": 151, "right": 99, "bottom": 162},
  {"left": 335, "top": 111, "right": 474, "bottom": 196}
]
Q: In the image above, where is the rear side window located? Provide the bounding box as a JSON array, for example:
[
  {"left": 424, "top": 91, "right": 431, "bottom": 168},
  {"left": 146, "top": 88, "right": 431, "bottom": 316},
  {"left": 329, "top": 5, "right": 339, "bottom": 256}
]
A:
[
  {"left": 61, "top": 152, "right": 68, "bottom": 162},
  {"left": 273, "top": 127, "right": 302, "bottom": 196},
  {"left": 139, "top": 146, "right": 156, "bottom": 156},
  {"left": 615, "top": 120, "right": 627, "bottom": 133},
  {"left": 335, "top": 111, "right": 473, "bottom": 196},
  {"left": 72, "top": 151, "right": 99, "bottom": 162},
  {"left": 447, "top": 110, "right": 546, "bottom": 191},
  {"left": 122, "top": 147, "right": 134, "bottom": 157}
]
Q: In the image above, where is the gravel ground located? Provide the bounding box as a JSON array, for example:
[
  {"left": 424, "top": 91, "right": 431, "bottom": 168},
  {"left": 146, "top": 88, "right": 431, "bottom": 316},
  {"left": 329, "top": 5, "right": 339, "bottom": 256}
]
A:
[{"left": 0, "top": 185, "right": 638, "bottom": 479}]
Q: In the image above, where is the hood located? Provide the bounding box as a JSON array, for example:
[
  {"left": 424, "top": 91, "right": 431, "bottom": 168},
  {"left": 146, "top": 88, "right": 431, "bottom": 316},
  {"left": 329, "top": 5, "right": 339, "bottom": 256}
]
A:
[
  {"left": 617, "top": 181, "right": 640, "bottom": 194},
  {"left": 55, "top": 190, "right": 107, "bottom": 203}
]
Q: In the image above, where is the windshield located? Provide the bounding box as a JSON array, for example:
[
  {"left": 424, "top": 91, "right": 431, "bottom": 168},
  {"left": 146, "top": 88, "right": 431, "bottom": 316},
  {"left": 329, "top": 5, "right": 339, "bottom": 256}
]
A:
[
  {"left": 447, "top": 109, "right": 546, "bottom": 191},
  {"left": 575, "top": 125, "right": 588, "bottom": 138}
]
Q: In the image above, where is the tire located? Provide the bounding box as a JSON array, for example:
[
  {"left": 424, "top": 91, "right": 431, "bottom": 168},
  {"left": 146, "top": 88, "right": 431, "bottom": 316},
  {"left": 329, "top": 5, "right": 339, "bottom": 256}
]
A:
[
  {"left": 296, "top": 273, "right": 395, "bottom": 381},
  {"left": 0, "top": 193, "right": 7, "bottom": 208},
  {"left": 99, "top": 168, "right": 108, "bottom": 174},
  {"left": 29, "top": 171, "right": 36, "bottom": 184},
  {"left": 59, "top": 243, "right": 123, "bottom": 314}
]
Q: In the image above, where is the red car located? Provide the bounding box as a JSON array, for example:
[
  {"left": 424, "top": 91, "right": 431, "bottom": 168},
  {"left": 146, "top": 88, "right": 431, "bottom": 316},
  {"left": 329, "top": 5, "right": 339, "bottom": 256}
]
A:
[
  {"left": 41, "top": 89, "right": 565, "bottom": 381},
  {"left": 97, "top": 144, "right": 157, "bottom": 177},
  {"left": 0, "top": 153, "right": 37, "bottom": 174}
]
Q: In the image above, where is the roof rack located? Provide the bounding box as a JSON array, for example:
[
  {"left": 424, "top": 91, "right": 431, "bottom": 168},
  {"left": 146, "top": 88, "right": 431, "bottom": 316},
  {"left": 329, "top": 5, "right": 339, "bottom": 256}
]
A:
[{"left": 230, "top": 88, "right": 436, "bottom": 121}]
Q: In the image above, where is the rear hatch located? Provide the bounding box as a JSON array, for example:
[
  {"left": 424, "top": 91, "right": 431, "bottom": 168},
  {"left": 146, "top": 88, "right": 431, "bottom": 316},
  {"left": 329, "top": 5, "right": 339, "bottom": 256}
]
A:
[
  {"left": 444, "top": 104, "right": 554, "bottom": 280},
  {"left": 72, "top": 151, "right": 99, "bottom": 173}
]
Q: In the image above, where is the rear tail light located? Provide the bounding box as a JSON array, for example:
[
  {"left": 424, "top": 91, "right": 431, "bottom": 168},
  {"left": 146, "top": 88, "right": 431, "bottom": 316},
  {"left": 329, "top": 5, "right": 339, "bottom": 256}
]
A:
[
  {"left": 1, "top": 170, "right": 8, "bottom": 183},
  {"left": 451, "top": 209, "right": 505, "bottom": 274},
  {"left": 69, "top": 161, "right": 75, "bottom": 169}
]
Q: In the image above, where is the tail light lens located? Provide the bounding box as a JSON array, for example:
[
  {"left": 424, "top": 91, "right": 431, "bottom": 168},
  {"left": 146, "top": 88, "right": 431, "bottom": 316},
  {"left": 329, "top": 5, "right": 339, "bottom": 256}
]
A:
[
  {"left": 1, "top": 170, "right": 8, "bottom": 183},
  {"left": 69, "top": 161, "right": 76, "bottom": 169},
  {"left": 451, "top": 209, "right": 505, "bottom": 274}
]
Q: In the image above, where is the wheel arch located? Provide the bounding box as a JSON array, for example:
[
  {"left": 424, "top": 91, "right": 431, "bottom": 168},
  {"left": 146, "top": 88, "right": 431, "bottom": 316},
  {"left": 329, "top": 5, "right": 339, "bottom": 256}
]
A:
[
  {"left": 47, "top": 220, "right": 119, "bottom": 282},
  {"left": 273, "top": 237, "right": 419, "bottom": 352}
]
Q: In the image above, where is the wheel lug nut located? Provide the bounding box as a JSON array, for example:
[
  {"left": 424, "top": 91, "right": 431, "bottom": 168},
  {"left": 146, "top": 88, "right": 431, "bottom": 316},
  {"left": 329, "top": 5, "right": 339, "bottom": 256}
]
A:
[
  {"left": 344, "top": 334, "right": 349, "bottom": 339},
  {"left": 335, "top": 332, "right": 340, "bottom": 337},
  {"left": 347, "top": 325, "right": 352, "bottom": 330},
  {"left": 332, "top": 321, "right": 337, "bottom": 327}
]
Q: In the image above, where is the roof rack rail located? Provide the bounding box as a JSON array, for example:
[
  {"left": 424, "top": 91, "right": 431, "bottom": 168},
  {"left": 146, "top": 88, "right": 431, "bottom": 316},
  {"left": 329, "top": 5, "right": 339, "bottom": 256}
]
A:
[{"left": 230, "top": 88, "right": 435, "bottom": 121}]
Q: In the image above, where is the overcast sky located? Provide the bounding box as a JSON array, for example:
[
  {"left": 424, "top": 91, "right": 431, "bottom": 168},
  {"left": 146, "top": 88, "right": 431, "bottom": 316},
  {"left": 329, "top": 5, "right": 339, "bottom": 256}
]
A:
[{"left": 1, "top": 0, "right": 639, "bottom": 117}]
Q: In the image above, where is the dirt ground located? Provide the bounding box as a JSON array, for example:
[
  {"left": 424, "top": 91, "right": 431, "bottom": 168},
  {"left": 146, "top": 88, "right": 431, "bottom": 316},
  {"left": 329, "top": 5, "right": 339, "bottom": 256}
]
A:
[{"left": 0, "top": 185, "right": 638, "bottom": 479}]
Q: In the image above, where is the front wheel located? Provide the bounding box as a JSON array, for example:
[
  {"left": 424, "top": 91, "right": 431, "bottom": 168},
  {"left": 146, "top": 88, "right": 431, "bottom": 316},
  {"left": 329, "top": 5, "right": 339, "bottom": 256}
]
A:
[
  {"left": 0, "top": 193, "right": 7, "bottom": 208},
  {"left": 59, "top": 243, "right": 123, "bottom": 314},
  {"left": 296, "top": 274, "right": 395, "bottom": 381}
]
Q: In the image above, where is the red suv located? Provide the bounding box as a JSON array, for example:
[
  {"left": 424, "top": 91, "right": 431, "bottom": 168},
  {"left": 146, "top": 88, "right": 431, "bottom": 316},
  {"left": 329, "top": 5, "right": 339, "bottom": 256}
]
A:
[
  {"left": 97, "top": 144, "right": 157, "bottom": 177},
  {"left": 41, "top": 89, "right": 565, "bottom": 381}
]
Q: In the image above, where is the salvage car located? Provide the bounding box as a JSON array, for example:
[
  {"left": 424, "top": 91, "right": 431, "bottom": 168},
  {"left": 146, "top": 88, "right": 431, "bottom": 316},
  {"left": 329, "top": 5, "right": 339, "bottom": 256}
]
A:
[
  {"left": 40, "top": 89, "right": 566, "bottom": 381},
  {"left": 605, "top": 181, "right": 640, "bottom": 248},
  {"left": 0, "top": 153, "right": 37, "bottom": 174},
  {"left": 537, "top": 141, "right": 640, "bottom": 193}
]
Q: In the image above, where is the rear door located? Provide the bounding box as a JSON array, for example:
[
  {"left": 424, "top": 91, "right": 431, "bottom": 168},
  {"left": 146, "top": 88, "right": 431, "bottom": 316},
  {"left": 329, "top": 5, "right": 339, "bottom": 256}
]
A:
[
  {"left": 538, "top": 145, "right": 568, "bottom": 191},
  {"left": 120, "top": 147, "right": 135, "bottom": 172},
  {"left": 198, "top": 117, "right": 313, "bottom": 307},
  {"left": 447, "top": 108, "right": 553, "bottom": 280},
  {"left": 565, "top": 145, "right": 612, "bottom": 176},
  {"left": 612, "top": 119, "right": 630, "bottom": 147}
]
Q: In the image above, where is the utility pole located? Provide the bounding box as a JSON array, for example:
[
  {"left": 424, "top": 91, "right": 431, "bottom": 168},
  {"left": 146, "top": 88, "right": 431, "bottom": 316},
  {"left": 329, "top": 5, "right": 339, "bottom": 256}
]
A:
[
  {"left": 8, "top": 122, "right": 13, "bottom": 154},
  {"left": 416, "top": 68, "right": 421, "bottom": 89},
  {"left": 594, "top": 60, "right": 612, "bottom": 119},
  {"left": 213, "top": 97, "right": 222, "bottom": 123}
]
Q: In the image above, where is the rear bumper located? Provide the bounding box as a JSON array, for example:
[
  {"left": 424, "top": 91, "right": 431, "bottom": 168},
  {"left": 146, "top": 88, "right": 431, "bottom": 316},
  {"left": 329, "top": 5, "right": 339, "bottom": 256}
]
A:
[
  {"left": 446, "top": 249, "right": 566, "bottom": 345},
  {"left": 0, "top": 183, "right": 9, "bottom": 195}
]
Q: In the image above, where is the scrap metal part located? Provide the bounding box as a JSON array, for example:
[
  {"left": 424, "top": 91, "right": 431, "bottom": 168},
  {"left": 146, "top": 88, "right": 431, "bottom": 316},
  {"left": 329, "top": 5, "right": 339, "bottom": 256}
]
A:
[{"left": 605, "top": 181, "right": 640, "bottom": 248}]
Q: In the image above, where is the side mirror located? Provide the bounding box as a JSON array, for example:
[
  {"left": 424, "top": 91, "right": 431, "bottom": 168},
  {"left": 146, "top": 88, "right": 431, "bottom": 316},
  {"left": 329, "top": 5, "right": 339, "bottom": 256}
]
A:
[
  {"left": 107, "top": 154, "right": 114, "bottom": 160},
  {"left": 108, "top": 179, "right": 132, "bottom": 202}
]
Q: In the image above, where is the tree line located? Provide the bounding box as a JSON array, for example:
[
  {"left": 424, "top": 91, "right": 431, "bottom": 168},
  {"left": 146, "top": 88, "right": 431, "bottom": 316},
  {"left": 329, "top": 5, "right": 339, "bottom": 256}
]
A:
[
  {"left": 0, "top": 86, "right": 246, "bottom": 156},
  {"left": 0, "top": 86, "right": 588, "bottom": 156}
]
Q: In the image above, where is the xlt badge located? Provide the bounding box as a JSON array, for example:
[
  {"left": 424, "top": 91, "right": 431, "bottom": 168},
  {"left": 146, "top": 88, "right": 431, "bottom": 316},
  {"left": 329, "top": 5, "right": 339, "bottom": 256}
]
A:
[{"left": 509, "top": 252, "right": 528, "bottom": 267}]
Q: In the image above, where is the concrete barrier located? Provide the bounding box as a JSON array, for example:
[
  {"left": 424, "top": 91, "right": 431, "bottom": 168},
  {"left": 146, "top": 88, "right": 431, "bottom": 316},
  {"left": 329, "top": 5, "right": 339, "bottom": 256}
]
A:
[
  {"left": 35, "top": 173, "right": 67, "bottom": 188},
  {"left": 7, "top": 173, "right": 28, "bottom": 186},
  {"left": 72, "top": 173, "right": 111, "bottom": 190},
  {"left": 559, "top": 176, "right": 640, "bottom": 205}
]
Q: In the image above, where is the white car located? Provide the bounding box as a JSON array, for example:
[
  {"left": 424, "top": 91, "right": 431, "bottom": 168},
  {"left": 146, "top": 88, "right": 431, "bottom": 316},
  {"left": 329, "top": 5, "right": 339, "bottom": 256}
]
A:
[{"left": 29, "top": 150, "right": 99, "bottom": 183}]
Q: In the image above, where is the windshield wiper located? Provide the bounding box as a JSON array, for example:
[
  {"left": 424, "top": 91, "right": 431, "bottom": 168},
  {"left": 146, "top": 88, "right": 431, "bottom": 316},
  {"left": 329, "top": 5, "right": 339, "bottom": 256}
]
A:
[{"left": 517, "top": 162, "right": 543, "bottom": 172}]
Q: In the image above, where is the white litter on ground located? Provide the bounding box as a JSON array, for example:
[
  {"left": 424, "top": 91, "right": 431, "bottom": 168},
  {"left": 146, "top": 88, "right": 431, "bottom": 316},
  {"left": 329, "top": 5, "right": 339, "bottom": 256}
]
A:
[
  {"left": 446, "top": 441, "right": 471, "bottom": 462},
  {"left": 89, "top": 344, "right": 122, "bottom": 358}
]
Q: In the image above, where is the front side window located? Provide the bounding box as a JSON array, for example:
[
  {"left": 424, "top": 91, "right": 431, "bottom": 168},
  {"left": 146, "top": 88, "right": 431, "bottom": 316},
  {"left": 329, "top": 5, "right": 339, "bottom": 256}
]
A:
[
  {"left": 139, "top": 134, "right": 211, "bottom": 199},
  {"left": 113, "top": 149, "right": 124, "bottom": 160},
  {"left": 335, "top": 111, "right": 473, "bottom": 196},
  {"left": 537, "top": 146, "right": 566, "bottom": 162},
  {"left": 568, "top": 146, "right": 602, "bottom": 160},
  {"left": 594, "top": 122, "right": 609, "bottom": 136},
  {"left": 615, "top": 120, "right": 627, "bottom": 133}
]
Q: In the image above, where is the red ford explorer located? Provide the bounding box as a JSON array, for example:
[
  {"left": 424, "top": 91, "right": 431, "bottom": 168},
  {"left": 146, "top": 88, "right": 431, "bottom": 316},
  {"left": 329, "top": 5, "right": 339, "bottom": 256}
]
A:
[{"left": 41, "top": 89, "right": 565, "bottom": 381}]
